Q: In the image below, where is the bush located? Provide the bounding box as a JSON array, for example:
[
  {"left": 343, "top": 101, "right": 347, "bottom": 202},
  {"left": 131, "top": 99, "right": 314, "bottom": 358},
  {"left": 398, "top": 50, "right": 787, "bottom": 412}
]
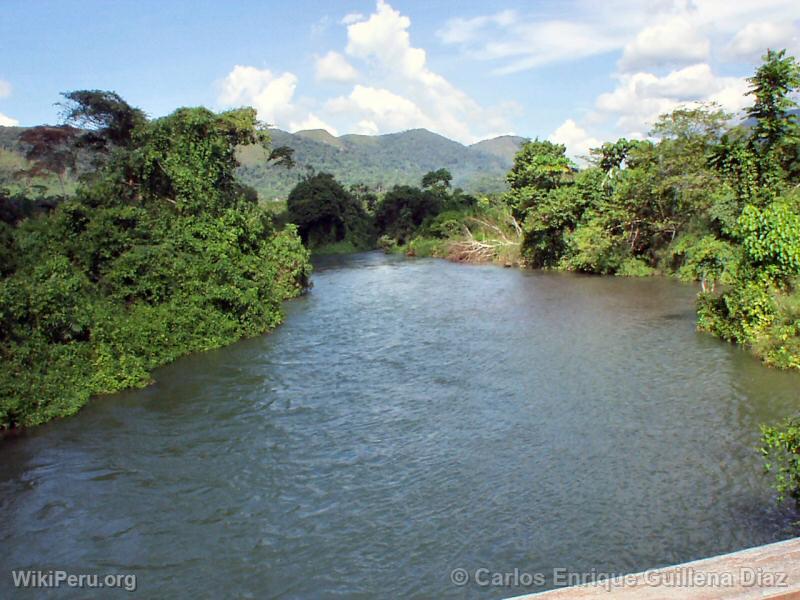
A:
[
  {"left": 617, "top": 257, "right": 656, "bottom": 277},
  {"left": 761, "top": 417, "right": 800, "bottom": 504}
]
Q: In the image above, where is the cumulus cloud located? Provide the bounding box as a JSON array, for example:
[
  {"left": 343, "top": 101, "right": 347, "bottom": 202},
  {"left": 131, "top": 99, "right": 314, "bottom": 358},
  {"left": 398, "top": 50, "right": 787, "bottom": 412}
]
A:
[
  {"left": 355, "top": 119, "right": 379, "bottom": 135},
  {"left": 218, "top": 65, "right": 300, "bottom": 125},
  {"left": 289, "top": 113, "right": 338, "bottom": 135},
  {"left": 215, "top": 1, "right": 515, "bottom": 142},
  {"left": 0, "top": 112, "right": 18, "bottom": 126},
  {"left": 315, "top": 51, "right": 358, "bottom": 83},
  {"left": 337, "top": 0, "right": 516, "bottom": 142},
  {"left": 326, "top": 85, "right": 429, "bottom": 132},
  {"left": 435, "top": 0, "right": 797, "bottom": 146},
  {"left": 618, "top": 17, "right": 710, "bottom": 72},
  {"left": 549, "top": 119, "right": 602, "bottom": 160},
  {"left": 0, "top": 79, "right": 11, "bottom": 99},
  {"left": 593, "top": 63, "right": 749, "bottom": 136},
  {"left": 726, "top": 21, "right": 799, "bottom": 60}
]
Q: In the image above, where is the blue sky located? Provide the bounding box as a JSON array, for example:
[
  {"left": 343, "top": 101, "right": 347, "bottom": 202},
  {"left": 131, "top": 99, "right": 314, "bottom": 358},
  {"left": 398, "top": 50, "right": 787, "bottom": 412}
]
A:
[{"left": 1, "top": 0, "right": 799, "bottom": 156}]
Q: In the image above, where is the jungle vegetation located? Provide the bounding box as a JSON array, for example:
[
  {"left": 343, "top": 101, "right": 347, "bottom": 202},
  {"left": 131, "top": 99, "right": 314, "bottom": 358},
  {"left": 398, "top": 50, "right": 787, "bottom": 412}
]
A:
[{"left": 0, "top": 91, "right": 311, "bottom": 430}]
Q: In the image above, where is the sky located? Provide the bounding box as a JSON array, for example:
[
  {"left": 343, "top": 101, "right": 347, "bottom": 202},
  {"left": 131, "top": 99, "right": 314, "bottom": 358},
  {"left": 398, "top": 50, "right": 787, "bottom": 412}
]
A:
[{"left": 1, "top": 0, "right": 799, "bottom": 158}]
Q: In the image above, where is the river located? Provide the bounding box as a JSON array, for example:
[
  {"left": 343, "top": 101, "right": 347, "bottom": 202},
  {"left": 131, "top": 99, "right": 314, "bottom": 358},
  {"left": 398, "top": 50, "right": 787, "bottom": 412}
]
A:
[{"left": 1, "top": 251, "right": 799, "bottom": 598}]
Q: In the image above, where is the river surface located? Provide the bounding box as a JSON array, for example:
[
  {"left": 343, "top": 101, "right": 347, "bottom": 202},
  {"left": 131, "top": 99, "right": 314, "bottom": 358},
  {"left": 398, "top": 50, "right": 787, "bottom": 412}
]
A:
[{"left": 1, "top": 252, "right": 799, "bottom": 599}]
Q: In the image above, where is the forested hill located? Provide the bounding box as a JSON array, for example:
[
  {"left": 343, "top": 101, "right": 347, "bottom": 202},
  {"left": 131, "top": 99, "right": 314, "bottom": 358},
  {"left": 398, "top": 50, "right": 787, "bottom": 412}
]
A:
[{"left": 235, "top": 128, "right": 527, "bottom": 199}]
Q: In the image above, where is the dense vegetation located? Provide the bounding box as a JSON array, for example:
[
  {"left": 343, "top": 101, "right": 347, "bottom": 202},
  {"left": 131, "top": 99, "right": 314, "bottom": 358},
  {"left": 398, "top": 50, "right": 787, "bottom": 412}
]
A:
[
  {"left": 0, "top": 92, "right": 311, "bottom": 429},
  {"left": 287, "top": 172, "right": 374, "bottom": 253}
]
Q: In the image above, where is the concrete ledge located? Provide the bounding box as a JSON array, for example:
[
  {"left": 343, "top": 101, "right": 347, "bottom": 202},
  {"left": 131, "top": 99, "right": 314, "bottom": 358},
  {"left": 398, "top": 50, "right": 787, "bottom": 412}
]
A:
[{"left": 507, "top": 537, "right": 800, "bottom": 599}]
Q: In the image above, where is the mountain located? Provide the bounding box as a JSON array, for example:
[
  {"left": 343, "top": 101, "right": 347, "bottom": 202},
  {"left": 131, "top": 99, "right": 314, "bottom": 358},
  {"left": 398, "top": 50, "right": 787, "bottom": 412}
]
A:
[
  {"left": 236, "top": 128, "right": 527, "bottom": 199},
  {"left": 0, "top": 125, "right": 528, "bottom": 200},
  {"left": 469, "top": 135, "right": 529, "bottom": 163}
]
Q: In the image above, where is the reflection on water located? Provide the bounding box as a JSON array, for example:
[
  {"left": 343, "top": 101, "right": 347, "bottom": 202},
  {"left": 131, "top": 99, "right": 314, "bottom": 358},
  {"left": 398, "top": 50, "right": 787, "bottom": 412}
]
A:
[{"left": 1, "top": 251, "right": 799, "bottom": 598}]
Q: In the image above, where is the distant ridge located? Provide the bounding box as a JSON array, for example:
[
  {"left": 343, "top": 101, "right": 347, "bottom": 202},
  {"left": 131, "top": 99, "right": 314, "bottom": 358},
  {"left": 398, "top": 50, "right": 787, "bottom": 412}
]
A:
[
  {"left": 293, "top": 129, "right": 345, "bottom": 150},
  {"left": 470, "top": 135, "right": 529, "bottom": 163},
  {"left": 235, "top": 127, "right": 528, "bottom": 199},
  {"left": 0, "top": 125, "right": 529, "bottom": 200}
]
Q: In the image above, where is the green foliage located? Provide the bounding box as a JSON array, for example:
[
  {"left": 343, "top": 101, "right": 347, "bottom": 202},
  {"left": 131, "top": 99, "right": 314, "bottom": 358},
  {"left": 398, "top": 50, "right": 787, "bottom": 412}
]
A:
[
  {"left": 738, "top": 199, "right": 800, "bottom": 281},
  {"left": 0, "top": 92, "right": 311, "bottom": 430},
  {"left": 760, "top": 417, "right": 800, "bottom": 504},
  {"left": 286, "top": 172, "right": 373, "bottom": 250},
  {"left": 505, "top": 139, "right": 574, "bottom": 215},
  {"left": 746, "top": 50, "right": 800, "bottom": 151},
  {"left": 374, "top": 185, "right": 442, "bottom": 244},
  {"left": 560, "top": 220, "right": 623, "bottom": 275},
  {"left": 421, "top": 168, "right": 452, "bottom": 191},
  {"left": 521, "top": 183, "right": 589, "bottom": 268},
  {"left": 616, "top": 257, "right": 656, "bottom": 277},
  {"left": 670, "top": 234, "right": 738, "bottom": 290}
]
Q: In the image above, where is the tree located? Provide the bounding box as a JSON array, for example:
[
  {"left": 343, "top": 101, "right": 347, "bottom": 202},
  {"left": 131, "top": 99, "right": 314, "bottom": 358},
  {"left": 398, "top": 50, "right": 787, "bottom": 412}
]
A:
[
  {"left": 593, "top": 138, "right": 641, "bottom": 174},
  {"left": 421, "top": 168, "right": 452, "bottom": 191},
  {"left": 505, "top": 140, "right": 574, "bottom": 216},
  {"left": 349, "top": 182, "right": 378, "bottom": 213},
  {"left": 59, "top": 90, "right": 147, "bottom": 151},
  {"left": 129, "top": 106, "right": 267, "bottom": 213},
  {"left": 374, "top": 185, "right": 442, "bottom": 244},
  {"left": 746, "top": 49, "right": 800, "bottom": 187},
  {"left": 17, "top": 126, "right": 78, "bottom": 194},
  {"left": 287, "top": 172, "right": 371, "bottom": 248},
  {"left": 267, "top": 145, "right": 296, "bottom": 169},
  {"left": 747, "top": 49, "right": 800, "bottom": 151}
]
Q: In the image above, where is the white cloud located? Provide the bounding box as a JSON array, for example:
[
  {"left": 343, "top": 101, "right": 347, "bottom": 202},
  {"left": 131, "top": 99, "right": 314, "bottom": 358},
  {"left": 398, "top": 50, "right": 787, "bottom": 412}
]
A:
[
  {"left": 340, "top": 13, "right": 364, "bottom": 25},
  {"left": 218, "top": 65, "right": 299, "bottom": 125},
  {"left": 215, "top": 1, "right": 798, "bottom": 145},
  {"left": 315, "top": 51, "right": 358, "bottom": 83},
  {"left": 708, "top": 77, "right": 751, "bottom": 114},
  {"left": 437, "top": 10, "right": 516, "bottom": 45},
  {"left": 618, "top": 17, "right": 710, "bottom": 72},
  {"left": 641, "top": 63, "right": 720, "bottom": 99},
  {"left": 593, "top": 63, "right": 750, "bottom": 136},
  {"left": 438, "top": 1, "right": 800, "bottom": 74},
  {"left": 345, "top": 1, "right": 428, "bottom": 80},
  {"left": 289, "top": 113, "right": 338, "bottom": 135},
  {"left": 310, "top": 15, "right": 331, "bottom": 38},
  {"left": 726, "top": 21, "right": 799, "bottom": 60},
  {"left": 439, "top": 10, "right": 625, "bottom": 74},
  {"left": 215, "top": 2, "right": 514, "bottom": 142},
  {"left": 326, "top": 85, "right": 429, "bottom": 132},
  {"left": 355, "top": 119, "right": 379, "bottom": 135},
  {"left": 0, "top": 80, "right": 11, "bottom": 99},
  {"left": 0, "top": 111, "right": 18, "bottom": 126},
  {"left": 549, "top": 119, "right": 602, "bottom": 160},
  {"left": 337, "top": 0, "right": 515, "bottom": 142}
]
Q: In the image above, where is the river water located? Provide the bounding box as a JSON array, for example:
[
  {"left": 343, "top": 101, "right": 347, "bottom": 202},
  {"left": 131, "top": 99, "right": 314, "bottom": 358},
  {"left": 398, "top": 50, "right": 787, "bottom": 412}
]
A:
[{"left": 1, "top": 252, "right": 799, "bottom": 598}]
